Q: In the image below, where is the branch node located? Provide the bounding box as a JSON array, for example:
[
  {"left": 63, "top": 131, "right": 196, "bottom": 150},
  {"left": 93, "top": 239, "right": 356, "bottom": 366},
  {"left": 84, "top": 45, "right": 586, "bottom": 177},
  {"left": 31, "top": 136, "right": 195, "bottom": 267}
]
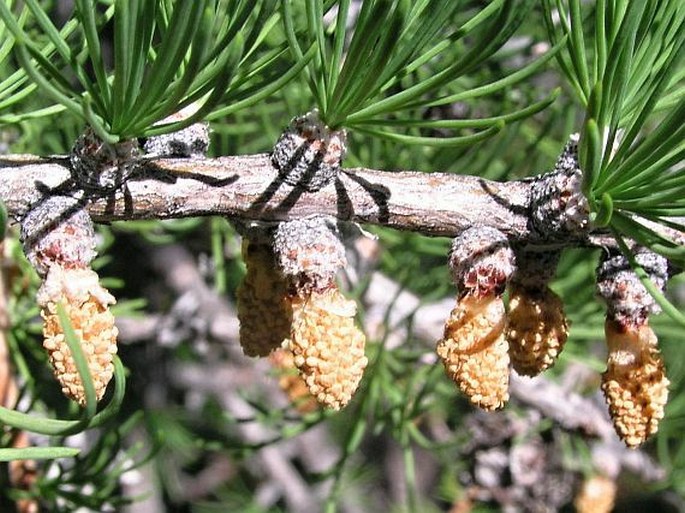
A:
[
  {"left": 271, "top": 109, "right": 347, "bottom": 192},
  {"left": 143, "top": 106, "right": 210, "bottom": 158},
  {"left": 70, "top": 127, "right": 139, "bottom": 192},
  {"left": 529, "top": 135, "right": 590, "bottom": 241}
]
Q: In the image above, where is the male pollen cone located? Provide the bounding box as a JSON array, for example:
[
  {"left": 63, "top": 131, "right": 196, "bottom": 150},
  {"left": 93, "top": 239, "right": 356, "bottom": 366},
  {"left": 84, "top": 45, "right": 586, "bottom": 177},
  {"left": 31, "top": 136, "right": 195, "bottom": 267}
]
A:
[
  {"left": 601, "top": 319, "right": 669, "bottom": 448},
  {"left": 507, "top": 282, "right": 568, "bottom": 376},
  {"left": 37, "top": 265, "right": 118, "bottom": 405},
  {"left": 269, "top": 347, "right": 319, "bottom": 414},
  {"left": 437, "top": 294, "right": 509, "bottom": 411},
  {"left": 236, "top": 240, "right": 292, "bottom": 357},
  {"left": 287, "top": 288, "right": 367, "bottom": 411}
]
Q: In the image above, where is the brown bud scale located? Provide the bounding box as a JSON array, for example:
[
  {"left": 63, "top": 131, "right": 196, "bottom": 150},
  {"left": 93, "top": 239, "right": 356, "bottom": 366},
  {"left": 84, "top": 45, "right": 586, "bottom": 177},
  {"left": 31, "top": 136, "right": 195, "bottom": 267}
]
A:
[
  {"left": 448, "top": 226, "right": 515, "bottom": 297},
  {"left": 596, "top": 249, "right": 668, "bottom": 328},
  {"left": 20, "top": 196, "right": 96, "bottom": 277},
  {"left": 272, "top": 217, "right": 346, "bottom": 291}
]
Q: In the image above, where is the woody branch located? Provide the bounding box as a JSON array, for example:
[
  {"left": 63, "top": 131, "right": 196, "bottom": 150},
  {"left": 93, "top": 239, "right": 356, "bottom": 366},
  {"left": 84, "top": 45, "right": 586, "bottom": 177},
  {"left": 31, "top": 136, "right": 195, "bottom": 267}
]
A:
[
  {"left": 1, "top": 151, "right": 682, "bottom": 253},
  {"left": 0, "top": 153, "right": 594, "bottom": 244}
]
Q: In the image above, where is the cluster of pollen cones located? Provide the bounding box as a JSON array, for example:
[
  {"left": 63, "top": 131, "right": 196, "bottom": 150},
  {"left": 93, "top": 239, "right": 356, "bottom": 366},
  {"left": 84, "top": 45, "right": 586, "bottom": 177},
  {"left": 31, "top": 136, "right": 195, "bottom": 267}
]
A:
[
  {"left": 436, "top": 228, "right": 569, "bottom": 412},
  {"left": 17, "top": 119, "right": 673, "bottom": 454},
  {"left": 237, "top": 218, "right": 367, "bottom": 411},
  {"left": 437, "top": 227, "right": 670, "bottom": 448}
]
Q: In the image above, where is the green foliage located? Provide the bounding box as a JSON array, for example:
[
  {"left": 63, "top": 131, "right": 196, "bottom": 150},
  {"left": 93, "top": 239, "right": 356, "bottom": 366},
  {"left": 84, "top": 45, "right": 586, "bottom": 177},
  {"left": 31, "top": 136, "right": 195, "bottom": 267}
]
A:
[
  {"left": 543, "top": 0, "right": 685, "bottom": 267},
  {"left": 282, "top": 0, "right": 561, "bottom": 145},
  {"left": 0, "top": 0, "right": 302, "bottom": 141},
  {"left": 0, "top": 356, "right": 126, "bottom": 435}
]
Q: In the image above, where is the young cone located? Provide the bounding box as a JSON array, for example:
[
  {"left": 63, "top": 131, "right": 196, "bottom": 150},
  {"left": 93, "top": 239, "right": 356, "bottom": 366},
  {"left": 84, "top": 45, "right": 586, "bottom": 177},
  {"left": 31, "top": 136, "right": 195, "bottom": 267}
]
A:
[
  {"left": 437, "top": 294, "right": 509, "bottom": 410},
  {"left": 596, "top": 248, "right": 670, "bottom": 447},
  {"left": 236, "top": 239, "right": 292, "bottom": 357},
  {"left": 601, "top": 320, "right": 669, "bottom": 448},
  {"left": 287, "top": 288, "right": 367, "bottom": 411},
  {"left": 507, "top": 281, "right": 568, "bottom": 377},
  {"left": 438, "top": 227, "right": 515, "bottom": 410},
  {"left": 574, "top": 475, "right": 617, "bottom": 513},
  {"left": 37, "top": 265, "right": 118, "bottom": 405}
]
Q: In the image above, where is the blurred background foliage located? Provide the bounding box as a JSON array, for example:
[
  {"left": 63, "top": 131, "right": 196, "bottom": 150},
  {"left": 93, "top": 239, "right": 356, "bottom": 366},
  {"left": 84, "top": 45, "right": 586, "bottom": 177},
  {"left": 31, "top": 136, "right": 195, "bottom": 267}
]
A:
[{"left": 0, "top": 1, "right": 683, "bottom": 512}]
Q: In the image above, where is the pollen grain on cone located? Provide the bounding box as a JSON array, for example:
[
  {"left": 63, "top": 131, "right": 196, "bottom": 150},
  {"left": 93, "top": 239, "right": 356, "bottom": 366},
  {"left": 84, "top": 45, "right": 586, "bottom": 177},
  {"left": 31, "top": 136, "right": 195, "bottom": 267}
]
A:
[
  {"left": 437, "top": 294, "right": 510, "bottom": 411},
  {"left": 507, "top": 282, "right": 568, "bottom": 377},
  {"left": 237, "top": 240, "right": 292, "bottom": 357},
  {"left": 286, "top": 288, "right": 367, "bottom": 411},
  {"left": 37, "top": 265, "right": 118, "bottom": 405},
  {"left": 601, "top": 320, "right": 669, "bottom": 448}
]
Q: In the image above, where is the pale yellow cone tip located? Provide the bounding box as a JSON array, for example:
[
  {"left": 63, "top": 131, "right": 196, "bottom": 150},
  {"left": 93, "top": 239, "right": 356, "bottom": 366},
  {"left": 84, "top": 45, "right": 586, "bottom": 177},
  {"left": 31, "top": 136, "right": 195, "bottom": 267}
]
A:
[
  {"left": 437, "top": 294, "right": 510, "bottom": 410},
  {"left": 37, "top": 265, "right": 118, "bottom": 405},
  {"left": 287, "top": 288, "right": 367, "bottom": 410},
  {"left": 237, "top": 240, "right": 292, "bottom": 357},
  {"left": 574, "top": 475, "right": 617, "bottom": 513},
  {"left": 269, "top": 347, "right": 319, "bottom": 413},
  {"left": 507, "top": 283, "right": 568, "bottom": 377},
  {"left": 601, "top": 319, "right": 669, "bottom": 448}
]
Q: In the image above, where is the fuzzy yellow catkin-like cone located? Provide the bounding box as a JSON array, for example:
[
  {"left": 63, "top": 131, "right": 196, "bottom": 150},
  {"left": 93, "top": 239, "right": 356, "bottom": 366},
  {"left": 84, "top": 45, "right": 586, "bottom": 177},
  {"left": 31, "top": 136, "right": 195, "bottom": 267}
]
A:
[
  {"left": 437, "top": 294, "right": 509, "bottom": 411},
  {"left": 286, "top": 287, "right": 368, "bottom": 410},
  {"left": 507, "top": 282, "right": 568, "bottom": 376},
  {"left": 36, "top": 265, "right": 118, "bottom": 405},
  {"left": 574, "top": 475, "right": 617, "bottom": 513},
  {"left": 236, "top": 240, "right": 292, "bottom": 357},
  {"left": 601, "top": 319, "right": 669, "bottom": 448}
]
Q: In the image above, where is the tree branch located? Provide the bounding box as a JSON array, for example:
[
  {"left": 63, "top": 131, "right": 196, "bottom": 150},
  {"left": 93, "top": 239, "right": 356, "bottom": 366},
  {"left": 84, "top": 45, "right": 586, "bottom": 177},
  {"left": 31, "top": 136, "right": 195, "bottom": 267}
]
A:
[
  {"left": 0, "top": 153, "right": 533, "bottom": 238},
  {"left": 1, "top": 152, "right": 675, "bottom": 252}
]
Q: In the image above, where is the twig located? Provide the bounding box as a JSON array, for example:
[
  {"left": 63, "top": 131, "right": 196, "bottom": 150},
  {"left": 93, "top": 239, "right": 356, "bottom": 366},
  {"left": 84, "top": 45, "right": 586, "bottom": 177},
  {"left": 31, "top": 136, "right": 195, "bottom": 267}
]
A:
[
  {"left": 3, "top": 153, "right": 680, "bottom": 253},
  {"left": 0, "top": 153, "right": 539, "bottom": 241}
]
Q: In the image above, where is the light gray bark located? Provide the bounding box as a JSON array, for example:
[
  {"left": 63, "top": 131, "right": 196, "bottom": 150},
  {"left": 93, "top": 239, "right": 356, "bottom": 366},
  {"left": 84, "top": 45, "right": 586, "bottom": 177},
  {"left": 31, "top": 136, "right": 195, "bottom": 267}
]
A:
[
  {"left": 2, "top": 153, "right": 679, "bottom": 252},
  {"left": 0, "top": 154, "right": 532, "bottom": 239}
]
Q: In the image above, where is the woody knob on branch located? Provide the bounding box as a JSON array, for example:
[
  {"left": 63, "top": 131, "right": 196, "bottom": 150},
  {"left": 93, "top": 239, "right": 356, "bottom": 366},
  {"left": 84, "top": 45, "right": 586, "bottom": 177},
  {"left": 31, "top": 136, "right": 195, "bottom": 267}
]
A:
[
  {"left": 271, "top": 109, "right": 347, "bottom": 192},
  {"left": 437, "top": 226, "right": 516, "bottom": 410}
]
